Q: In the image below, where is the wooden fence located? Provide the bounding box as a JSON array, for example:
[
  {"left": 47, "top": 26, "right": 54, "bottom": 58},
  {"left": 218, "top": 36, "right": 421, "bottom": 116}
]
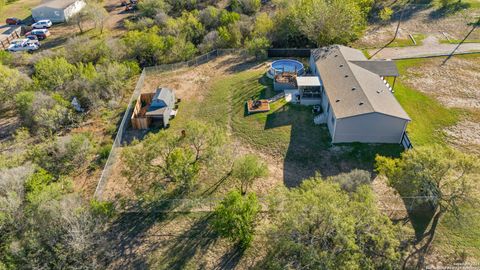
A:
[
  {"left": 267, "top": 48, "right": 312, "bottom": 58},
  {"left": 131, "top": 92, "right": 155, "bottom": 129},
  {"left": 0, "top": 27, "right": 22, "bottom": 50}
]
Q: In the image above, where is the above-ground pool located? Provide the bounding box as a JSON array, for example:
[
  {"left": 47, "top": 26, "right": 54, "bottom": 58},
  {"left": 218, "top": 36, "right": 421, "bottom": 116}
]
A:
[{"left": 267, "top": 59, "right": 305, "bottom": 79}]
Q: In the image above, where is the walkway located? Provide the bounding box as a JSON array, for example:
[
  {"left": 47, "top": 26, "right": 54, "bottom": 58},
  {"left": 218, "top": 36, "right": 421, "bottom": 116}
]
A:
[{"left": 368, "top": 35, "right": 480, "bottom": 60}]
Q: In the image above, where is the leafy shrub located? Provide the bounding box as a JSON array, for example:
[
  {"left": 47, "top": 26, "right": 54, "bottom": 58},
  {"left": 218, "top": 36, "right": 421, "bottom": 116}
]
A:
[
  {"left": 232, "top": 0, "right": 261, "bottom": 15},
  {"left": 64, "top": 36, "right": 112, "bottom": 64},
  {"left": 0, "top": 64, "right": 30, "bottom": 109},
  {"left": 232, "top": 154, "right": 268, "bottom": 194},
  {"left": 25, "top": 168, "right": 54, "bottom": 194},
  {"left": 90, "top": 200, "right": 115, "bottom": 218},
  {"left": 15, "top": 92, "right": 74, "bottom": 135},
  {"left": 245, "top": 37, "right": 270, "bottom": 59},
  {"left": 29, "top": 133, "right": 93, "bottom": 175},
  {"left": 138, "top": 0, "right": 169, "bottom": 18},
  {"left": 328, "top": 169, "right": 371, "bottom": 192},
  {"left": 379, "top": 7, "right": 393, "bottom": 21},
  {"left": 211, "top": 190, "right": 260, "bottom": 247},
  {"left": 199, "top": 6, "right": 221, "bottom": 30},
  {"left": 33, "top": 57, "right": 75, "bottom": 91}
]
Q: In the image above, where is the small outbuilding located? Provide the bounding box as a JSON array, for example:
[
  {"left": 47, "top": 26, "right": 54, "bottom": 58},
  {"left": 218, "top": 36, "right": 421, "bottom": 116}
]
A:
[
  {"left": 131, "top": 87, "right": 177, "bottom": 129},
  {"left": 32, "top": 0, "right": 86, "bottom": 23}
]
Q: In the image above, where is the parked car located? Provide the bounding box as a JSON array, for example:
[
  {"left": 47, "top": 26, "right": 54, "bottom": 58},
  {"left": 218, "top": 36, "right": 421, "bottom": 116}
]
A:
[
  {"left": 7, "top": 41, "right": 39, "bottom": 52},
  {"left": 32, "top": 19, "right": 52, "bottom": 29},
  {"left": 26, "top": 34, "right": 39, "bottom": 42},
  {"left": 25, "top": 29, "right": 50, "bottom": 40},
  {"left": 6, "top": 17, "right": 22, "bottom": 25},
  {"left": 11, "top": 38, "right": 40, "bottom": 47}
]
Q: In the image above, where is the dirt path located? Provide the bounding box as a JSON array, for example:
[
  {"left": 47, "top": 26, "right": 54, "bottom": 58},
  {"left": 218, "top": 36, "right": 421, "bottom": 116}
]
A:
[{"left": 369, "top": 35, "right": 480, "bottom": 59}]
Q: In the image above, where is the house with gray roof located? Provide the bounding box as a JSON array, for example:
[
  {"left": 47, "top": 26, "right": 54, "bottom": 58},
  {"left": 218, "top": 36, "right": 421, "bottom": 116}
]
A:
[
  {"left": 309, "top": 45, "right": 410, "bottom": 144},
  {"left": 32, "top": 0, "right": 86, "bottom": 23}
]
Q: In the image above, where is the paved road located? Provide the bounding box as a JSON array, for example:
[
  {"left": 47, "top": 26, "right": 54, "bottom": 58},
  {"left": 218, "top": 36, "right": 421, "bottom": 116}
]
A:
[{"left": 368, "top": 35, "right": 480, "bottom": 60}]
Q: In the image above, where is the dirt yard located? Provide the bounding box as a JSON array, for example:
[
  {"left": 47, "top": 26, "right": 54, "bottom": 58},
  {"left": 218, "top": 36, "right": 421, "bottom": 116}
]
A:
[
  {"left": 356, "top": 5, "right": 480, "bottom": 48},
  {"left": 401, "top": 55, "right": 480, "bottom": 152},
  {"left": 103, "top": 55, "right": 284, "bottom": 200},
  {"left": 403, "top": 56, "right": 480, "bottom": 109}
]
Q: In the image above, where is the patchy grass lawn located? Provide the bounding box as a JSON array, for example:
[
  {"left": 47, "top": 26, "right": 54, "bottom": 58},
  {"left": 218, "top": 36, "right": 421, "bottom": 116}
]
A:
[
  {"left": 435, "top": 204, "right": 480, "bottom": 261},
  {"left": 440, "top": 38, "right": 480, "bottom": 44},
  {"left": 356, "top": 34, "right": 427, "bottom": 49},
  {"left": 388, "top": 34, "right": 427, "bottom": 47},
  {"left": 0, "top": 0, "right": 41, "bottom": 22},
  {"left": 206, "top": 69, "right": 402, "bottom": 184},
  {"left": 392, "top": 59, "right": 461, "bottom": 146}
]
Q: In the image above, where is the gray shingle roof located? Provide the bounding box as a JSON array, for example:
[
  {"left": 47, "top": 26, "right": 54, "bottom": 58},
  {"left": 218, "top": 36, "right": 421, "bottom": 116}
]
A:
[
  {"left": 349, "top": 60, "right": 399, "bottom": 77},
  {"left": 312, "top": 45, "right": 410, "bottom": 121}
]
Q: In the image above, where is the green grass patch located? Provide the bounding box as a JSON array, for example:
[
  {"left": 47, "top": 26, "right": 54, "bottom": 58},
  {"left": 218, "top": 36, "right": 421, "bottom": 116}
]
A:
[
  {"left": 0, "top": 0, "right": 41, "bottom": 21},
  {"left": 204, "top": 68, "right": 402, "bottom": 176},
  {"left": 392, "top": 59, "right": 461, "bottom": 146},
  {"left": 387, "top": 34, "right": 427, "bottom": 48},
  {"left": 440, "top": 38, "right": 480, "bottom": 44},
  {"left": 436, "top": 204, "right": 480, "bottom": 260}
]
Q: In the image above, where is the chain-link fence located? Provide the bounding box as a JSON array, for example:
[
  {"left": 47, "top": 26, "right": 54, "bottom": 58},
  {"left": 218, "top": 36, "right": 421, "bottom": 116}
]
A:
[
  {"left": 94, "top": 69, "right": 146, "bottom": 199},
  {"left": 93, "top": 49, "right": 248, "bottom": 200}
]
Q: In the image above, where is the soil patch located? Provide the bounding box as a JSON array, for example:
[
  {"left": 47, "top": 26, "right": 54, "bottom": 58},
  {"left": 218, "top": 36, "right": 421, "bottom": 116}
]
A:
[
  {"left": 444, "top": 120, "right": 480, "bottom": 153},
  {"left": 402, "top": 56, "right": 480, "bottom": 109}
]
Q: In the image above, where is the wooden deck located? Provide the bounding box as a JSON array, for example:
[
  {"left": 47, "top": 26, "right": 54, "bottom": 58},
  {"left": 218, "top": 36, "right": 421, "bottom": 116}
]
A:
[{"left": 247, "top": 100, "right": 270, "bottom": 114}]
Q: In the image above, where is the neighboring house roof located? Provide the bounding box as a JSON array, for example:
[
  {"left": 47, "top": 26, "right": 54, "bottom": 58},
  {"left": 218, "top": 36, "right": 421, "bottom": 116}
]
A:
[
  {"left": 311, "top": 45, "right": 410, "bottom": 121},
  {"left": 146, "top": 87, "right": 175, "bottom": 117},
  {"left": 296, "top": 76, "right": 321, "bottom": 87},
  {"left": 349, "top": 60, "right": 399, "bottom": 77},
  {"left": 34, "top": 0, "right": 80, "bottom": 10}
]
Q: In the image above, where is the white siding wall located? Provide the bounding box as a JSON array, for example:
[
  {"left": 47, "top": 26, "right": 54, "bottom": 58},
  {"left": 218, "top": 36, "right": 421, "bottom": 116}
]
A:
[
  {"left": 32, "top": 7, "right": 65, "bottom": 22},
  {"left": 64, "top": 0, "right": 86, "bottom": 21},
  {"left": 334, "top": 113, "right": 408, "bottom": 143}
]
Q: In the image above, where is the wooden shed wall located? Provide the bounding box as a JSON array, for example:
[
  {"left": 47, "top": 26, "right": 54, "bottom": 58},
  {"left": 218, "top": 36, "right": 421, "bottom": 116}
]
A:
[{"left": 131, "top": 93, "right": 155, "bottom": 129}]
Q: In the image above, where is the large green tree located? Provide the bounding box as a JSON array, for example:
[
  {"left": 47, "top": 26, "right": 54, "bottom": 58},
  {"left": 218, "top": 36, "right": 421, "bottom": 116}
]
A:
[
  {"left": 271, "top": 0, "right": 370, "bottom": 46},
  {"left": 122, "top": 121, "right": 226, "bottom": 197},
  {"left": 376, "top": 146, "right": 480, "bottom": 266},
  {"left": 261, "top": 177, "right": 401, "bottom": 269}
]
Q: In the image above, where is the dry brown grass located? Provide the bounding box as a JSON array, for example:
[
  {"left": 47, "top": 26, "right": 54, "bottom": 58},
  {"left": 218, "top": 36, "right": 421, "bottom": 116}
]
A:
[
  {"left": 399, "top": 55, "right": 480, "bottom": 152},
  {"left": 355, "top": 7, "right": 480, "bottom": 48}
]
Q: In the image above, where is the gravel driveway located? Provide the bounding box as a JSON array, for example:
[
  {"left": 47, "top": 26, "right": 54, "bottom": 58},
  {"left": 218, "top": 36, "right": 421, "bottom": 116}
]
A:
[{"left": 369, "top": 35, "right": 480, "bottom": 59}]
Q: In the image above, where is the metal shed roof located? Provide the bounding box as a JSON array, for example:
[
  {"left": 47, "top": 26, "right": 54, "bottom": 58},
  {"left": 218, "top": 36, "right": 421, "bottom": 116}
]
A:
[
  {"left": 311, "top": 45, "right": 410, "bottom": 121},
  {"left": 296, "top": 76, "right": 321, "bottom": 87},
  {"left": 34, "top": 0, "right": 80, "bottom": 10}
]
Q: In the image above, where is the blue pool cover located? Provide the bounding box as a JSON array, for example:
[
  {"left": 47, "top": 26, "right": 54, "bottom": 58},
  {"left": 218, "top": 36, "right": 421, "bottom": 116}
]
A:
[{"left": 271, "top": 59, "right": 304, "bottom": 73}]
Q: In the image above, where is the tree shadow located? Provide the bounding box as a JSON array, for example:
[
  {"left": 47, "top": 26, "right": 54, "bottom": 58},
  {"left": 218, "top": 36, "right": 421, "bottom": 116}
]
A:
[
  {"left": 263, "top": 104, "right": 403, "bottom": 187},
  {"left": 159, "top": 214, "right": 219, "bottom": 269},
  {"left": 390, "top": 2, "right": 433, "bottom": 22},
  {"left": 429, "top": 2, "right": 471, "bottom": 20},
  {"left": 400, "top": 198, "right": 436, "bottom": 241},
  {"left": 104, "top": 188, "right": 189, "bottom": 268},
  {"left": 216, "top": 243, "right": 246, "bottom": 269}
]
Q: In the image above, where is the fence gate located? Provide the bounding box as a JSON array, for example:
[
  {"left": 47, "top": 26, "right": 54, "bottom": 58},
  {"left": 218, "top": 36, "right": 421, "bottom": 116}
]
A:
[{"left": 401, "top": 132, "right": 413, "bottom": 150}]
